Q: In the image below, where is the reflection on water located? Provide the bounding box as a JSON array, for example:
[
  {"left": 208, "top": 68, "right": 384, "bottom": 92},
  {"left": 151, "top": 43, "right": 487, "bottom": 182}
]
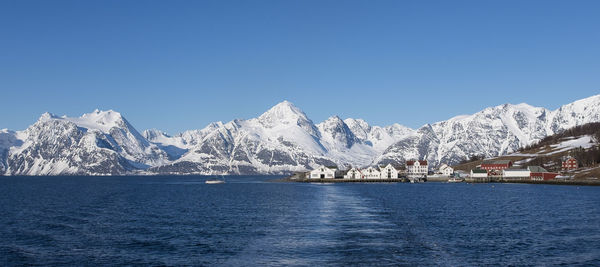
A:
[
  {"left": 0, "top": 176, "right": 599, "bottom": 266},
  {"left": 227, "top": 184, "right": 405, "bottom": 266}
]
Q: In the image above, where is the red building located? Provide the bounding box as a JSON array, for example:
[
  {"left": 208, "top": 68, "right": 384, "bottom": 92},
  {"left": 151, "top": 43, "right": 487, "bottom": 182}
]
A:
[
  {"left": 530, "top": 172, "right": 559, "bottom": 180},
  {"left": 480, "top": 160, "right": 513, "bottom": 171},
  {"left": 562, "top": 157, "right": 578, "bottom": 170},
  {"left": 528, "top": 166, "right": 559, "bottom": 180}
]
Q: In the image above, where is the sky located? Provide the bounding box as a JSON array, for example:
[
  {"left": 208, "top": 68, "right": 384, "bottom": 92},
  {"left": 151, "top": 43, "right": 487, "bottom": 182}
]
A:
[{"left": 1, "top": 0, "right": 599, "bottom": 134}]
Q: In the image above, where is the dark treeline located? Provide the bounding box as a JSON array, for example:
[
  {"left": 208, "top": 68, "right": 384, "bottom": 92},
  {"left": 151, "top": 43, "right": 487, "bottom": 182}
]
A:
[
  {"left": 519, "top": 122, "right": 600, "bottom": 152},
  {"left": 520, "top": 122, "right": 600, "bottom": 170},
  {"left": 524, "top": 146, "right": 600, "bottom": 171},
  {"left": 572, "top": 146, "right": 600, "bottom": 168},
  {"left": 527, "top": 156, "right": 558, "bottom": 170},
  {"left": 457, "top": 122, "right": 600, "bottom": 168}
]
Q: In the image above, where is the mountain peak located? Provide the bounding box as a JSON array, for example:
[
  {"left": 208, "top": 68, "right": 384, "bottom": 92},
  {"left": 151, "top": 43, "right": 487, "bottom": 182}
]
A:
[
  {"left": 38, "top": 112, "right": 60, "bottom": 122},
  {"left": 324, "top": 115, "right": 343, "bottom": 123},
  {"left": 75, "top": 109, "right": 127, "bottom": 132},
  {"left": 264, "top": 100, "right": 302, "bottom": 114},
  {"left": 36, "top": 109, "right": 129, "bottom": 133},
  {"left": 560, "top": 94, "right": 600, "bottom": 110},
  {"left": 143, "top": 129, "right": 170, "bottom": 140},
  {"left": 318, "top": 116, "right": 348, "bottom": 129},
  {"left": 82, "top": 109, "right": 123, "bottom": 121},
  {"left": 258, "top": 101, "right": 310, "bottom": 126},
  {"left": 317, "top": 115, "right": 359, "bottom": 150}
]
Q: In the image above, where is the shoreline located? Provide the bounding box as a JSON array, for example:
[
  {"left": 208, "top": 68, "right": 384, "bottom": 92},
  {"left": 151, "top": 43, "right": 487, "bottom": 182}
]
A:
[
  {"left": 277, "top": 176, "right": 600, "bottom": 186},
  {"left": 485, "top": 179, "right": 600, "bottom": 186}
]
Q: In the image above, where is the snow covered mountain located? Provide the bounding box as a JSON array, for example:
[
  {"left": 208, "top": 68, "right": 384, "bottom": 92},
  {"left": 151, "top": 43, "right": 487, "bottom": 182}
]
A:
[
  {"left": 2, "top": 110, "right": 168, "bottom": 175},
  {"left": 316, "top": 117, "right": 415, "bottom": 167},
  {"left": 375, "top": 95, "right": 600, "bottom": 166},
  {"left": 1, "top": 94, "right": 599, "bottom": 176},
  {"left": 148, "top": 101, "right": 338, "bottom": 174},
  {"left": 0, "top": 129, "right": 22, "bottom": 173}
]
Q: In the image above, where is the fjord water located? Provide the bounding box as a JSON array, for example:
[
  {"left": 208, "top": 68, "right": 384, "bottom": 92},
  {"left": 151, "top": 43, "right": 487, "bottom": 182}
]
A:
[{"left": 1, "top": 176, "right": 599, "bottom": 266}]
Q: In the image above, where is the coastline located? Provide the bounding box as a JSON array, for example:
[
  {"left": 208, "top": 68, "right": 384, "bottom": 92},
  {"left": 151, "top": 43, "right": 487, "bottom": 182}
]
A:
[{"left": 277, "top": 174, "right": 600, "bottom": 186}]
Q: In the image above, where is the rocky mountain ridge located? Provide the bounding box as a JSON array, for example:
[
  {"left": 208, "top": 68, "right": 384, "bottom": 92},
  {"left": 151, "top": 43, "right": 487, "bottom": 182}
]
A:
[{"left": 1, "top": 95, "right": 599, "bottom": 175}]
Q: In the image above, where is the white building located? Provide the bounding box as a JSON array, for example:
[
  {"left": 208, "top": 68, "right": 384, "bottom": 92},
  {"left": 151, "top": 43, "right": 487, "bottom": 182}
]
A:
[
  {"left": 470, "top": 169, "right": 488, "bottom": 178},
  {"left": 406, "top": 160, "right": 428, "bottom": 178},
  {"left": 502, "top": 168, "right": 530, "bottom": 180},
  {"left": 438, "top": 164, "right": 454, "bottom": 176},
  {"left": 379, "top": 164, "right": 399, "bottom": 179},
  {"left": 344, "top": 168, "right": 363, "bottom": 179},
  {"left": 362, "top": 166, "right": 381, "bottom": 179},
  {"left": 309, "top": 165, "right": 336, "bottom": 179}
]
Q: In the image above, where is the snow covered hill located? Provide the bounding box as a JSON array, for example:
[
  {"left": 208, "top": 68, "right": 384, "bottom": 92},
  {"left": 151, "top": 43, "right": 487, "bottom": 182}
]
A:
[
  {"left": 1, "top": 94, "right": 600, "bottom": 175},
  {"left": 375, "top": 95, "right": 600, "bottom": 166},
  {"left": 2, "top": 110, "right": 168, "bottom": 175},
  {"left": 148, "top": 101, "right": 338, "bottom": 174}
]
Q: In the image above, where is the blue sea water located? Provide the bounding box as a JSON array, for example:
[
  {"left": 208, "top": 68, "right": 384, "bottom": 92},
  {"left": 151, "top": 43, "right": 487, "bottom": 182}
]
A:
[{"left": 1, "top": 176, "right": 599, "bottom": 266}]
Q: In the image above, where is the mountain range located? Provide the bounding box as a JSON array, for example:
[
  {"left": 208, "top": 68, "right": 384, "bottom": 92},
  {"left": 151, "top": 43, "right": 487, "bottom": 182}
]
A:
[{"left": 1, "top": 95, "right": 599, "bottom": 176}]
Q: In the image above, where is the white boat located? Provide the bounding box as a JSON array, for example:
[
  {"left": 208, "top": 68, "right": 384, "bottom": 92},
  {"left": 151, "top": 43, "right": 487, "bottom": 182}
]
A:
[
  {"left": 205, "top": 175, "right": 225, "bottom": 184},
  {"left": 447, "top": 177, "right": 463, "bottom": 183}
]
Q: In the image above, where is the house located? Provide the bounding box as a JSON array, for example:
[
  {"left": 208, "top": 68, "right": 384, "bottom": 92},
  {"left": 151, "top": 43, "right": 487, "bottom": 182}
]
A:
[
  {"left": 502, "top": 168, "right": 531, "bottom": 180},
  {"left": 470, "top": 168, "right": 488, "bottom": 179},
  {"left": 379, "top": 164, "right": 399, "bottom": 179},
  {"left": 309, "top": 165, "right": 337, "bottom": 179},
  {"left": 562, "top": 157, "right": 578, "bottom": 170},
  {"left": 480, "top": 160, "right": 513, "bottom": 171},
  {"left": 528, "top": 166, "right": 559, "bottom": 181},
  {"left": 406, "top": 160, "right": 428, "bottom": 178},
  {"left": 344, "top": 168, "right": 363, "bottom": 179},
  {"left": 362, "top": 166, "right": 381, "bottom": 179},
  {"left": 438, "top": 163, "right": 454, "bottom": 176}
]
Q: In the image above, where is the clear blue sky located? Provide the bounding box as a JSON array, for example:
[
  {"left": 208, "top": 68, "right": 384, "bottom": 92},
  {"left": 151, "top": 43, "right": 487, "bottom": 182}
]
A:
[{"left": 1, "top": 0, "right": 599, "bottom": 134}]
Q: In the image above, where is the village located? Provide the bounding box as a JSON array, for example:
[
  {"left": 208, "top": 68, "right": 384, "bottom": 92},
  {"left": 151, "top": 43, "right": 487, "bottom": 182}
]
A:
[{"left": 298, "top": 156, "right": 581, "bottom": 183}]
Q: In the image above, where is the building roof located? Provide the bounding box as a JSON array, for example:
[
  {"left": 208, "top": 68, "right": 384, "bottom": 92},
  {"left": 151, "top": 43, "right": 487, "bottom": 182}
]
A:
[
  {"left": 503, "top": 168, "right": 529, "bottom": 172},
  {"left": 406, "top": 160, "right": 428, "bottom": 166},
  {"left": 471, "top": 169, "right": 488, "bottom": 173},
  {"left": 364, "top": 166, "right": 379, "bottom": 172},
  {"left": 439, "top": 164, "right": 453, "bottom": 170},
  {"left": 312, "top": 165, "right": 336, "bottom": 171},
  {"left": 379, "top": 164, "right": 400, "bottom": 170},
  {"left": 481, "top": 160, "right": 512, "bottom": 165},
  {"left": 528, "top": 166, "right": 548, "bottom": 172}
]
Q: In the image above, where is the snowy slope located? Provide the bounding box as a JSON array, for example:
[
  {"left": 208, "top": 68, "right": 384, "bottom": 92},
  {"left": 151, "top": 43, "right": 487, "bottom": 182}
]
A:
[
  {"left": 4, "top": 110, "right": 168, "bottom": 175},
  {"left": 317, "top": 116, "right": 371, "bottom": 167},
  {"left": 375, "top": 94, "right": 600, "bottom": 167},
  {"left": 150, "top": 101, "right": 338, "bottom": 174},
  {"left": 316, "top": 117, "right": 415, "bottom": 167},
  {"left": 0, "top": 129, "right": 23, "bottom": 174},
  {"left": 52, "top": 110, "right": 169, "bottom": 167},
  {"left": 547, "top": 94, "right": 600, "bottom": 132},
  {"left": 2, "top": 94, "right": 600, "bottom": 175},
  {"left": 149, "top": 101, "right": 416, "bottom": 174}
]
